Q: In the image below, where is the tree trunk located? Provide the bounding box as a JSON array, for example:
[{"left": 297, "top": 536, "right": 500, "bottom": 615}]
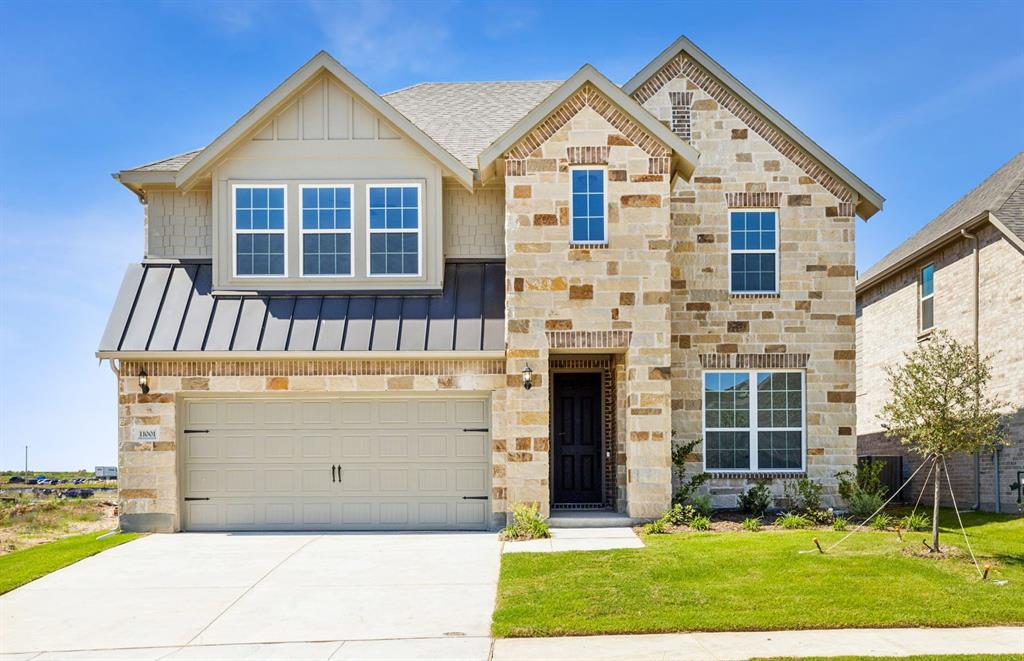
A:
[{"left": 931, "top": 457, "right": 942, "bottom": 553}]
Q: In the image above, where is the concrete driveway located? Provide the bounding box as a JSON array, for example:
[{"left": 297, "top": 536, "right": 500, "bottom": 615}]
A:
[{"left": 0, "top": 532, "right": 501, "bottom": 660}]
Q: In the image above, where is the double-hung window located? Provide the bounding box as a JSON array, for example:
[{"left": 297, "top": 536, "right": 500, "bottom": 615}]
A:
[
  {"left": 368, "top": 184, "right": 420, "bottom": 276},
  {"left": 729, "top": 209, "right": 778, "bottom": 293},
  {"left": 234, "top": 185, "right": 286, "bottom": 276},
  {"left": 570, "top": 168, "right": 606, "bottom": 244},
  {"left": 920, "top": 263, "right": 934, "bottom": 332},
  {"left": 703, "top": 371, "right": 805, "bottom": 472},
  {"left": 301, "top": 186, "right": 352, "bottom": 276}
]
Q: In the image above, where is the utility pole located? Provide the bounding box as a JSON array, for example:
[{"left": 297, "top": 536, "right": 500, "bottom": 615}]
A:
[{"left": 24, "top": 446, "right": 28, "bottom": 476}]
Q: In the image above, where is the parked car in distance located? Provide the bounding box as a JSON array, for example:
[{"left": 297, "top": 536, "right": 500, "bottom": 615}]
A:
[{"left": 7, "top": 476, "right": 25, "bottom": 484}]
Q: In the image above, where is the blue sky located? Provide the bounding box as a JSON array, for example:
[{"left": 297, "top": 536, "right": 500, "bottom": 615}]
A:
[{"left": 1, "top": 0, "right": 1022, "bottom": 470}]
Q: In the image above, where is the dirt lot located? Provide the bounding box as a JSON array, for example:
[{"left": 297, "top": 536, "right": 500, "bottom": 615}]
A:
[{"left": 0, "top": 492, "right": 118, "bottom": 555}]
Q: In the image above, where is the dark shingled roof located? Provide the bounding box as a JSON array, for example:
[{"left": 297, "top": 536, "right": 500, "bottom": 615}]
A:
[
  {"left": 98, "top": 261, "right": 505, "bottom": 353},
  {"left": 860, "top": 151, "right": 1024, "bottom": 286}
]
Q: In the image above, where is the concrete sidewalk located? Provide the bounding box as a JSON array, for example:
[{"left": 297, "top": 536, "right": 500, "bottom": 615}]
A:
[{"left": 492, "top": 626, "right": 1024, "bottom": 660}]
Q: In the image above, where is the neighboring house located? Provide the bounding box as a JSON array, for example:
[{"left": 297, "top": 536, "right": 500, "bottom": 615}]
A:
[
  {"left": 857, "top": 152, "right": 1024, "bottom": 513},
  {"left": 99, "top": 35, "right": 883, "bottom": 533}
]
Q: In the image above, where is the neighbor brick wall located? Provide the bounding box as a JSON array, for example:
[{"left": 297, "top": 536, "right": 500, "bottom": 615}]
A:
[
  {"left": 856, "top": 223, "right": 1024, "bottom": 511},
  {"left": 145, "top": 189, "right": 213, "bottom": 258},
  {"left": 637, "top": 58, "right": 859, "bottom": 508}
]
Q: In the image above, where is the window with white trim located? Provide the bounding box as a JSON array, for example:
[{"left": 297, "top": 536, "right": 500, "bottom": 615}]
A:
[
  {"left": 920, "top": 263, "right": 934, "bottom": 332},
  {"left": 570, "top": 168, "right": 606, "bottom": 244},
  {"left": 234, "top": 186, "right": 285, "bottom": 276},
  {"left": 729, "top": 209, "right": 778, "bottom": 293},
  {"left": 703, "top": 371, "right": 805, "bottom": 472},
  {"left": 301, "top": 186, "right": 352, "bottom": 276},
  {"left": 367, "top": 184, "right": 420, "bottom": 276}
]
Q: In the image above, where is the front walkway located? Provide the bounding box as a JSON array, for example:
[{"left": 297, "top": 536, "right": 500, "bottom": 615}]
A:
[{"left": 492, "top": 626, "right": 1024, "bottom": 660}]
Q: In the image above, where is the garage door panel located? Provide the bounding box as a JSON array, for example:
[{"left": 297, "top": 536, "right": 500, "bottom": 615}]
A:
[{"left": 182, "top": 397, "right": 491, "bottom": 531}]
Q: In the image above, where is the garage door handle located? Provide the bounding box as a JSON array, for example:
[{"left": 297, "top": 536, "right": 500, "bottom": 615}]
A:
[
  {"left": 184, "top": 497, "right": 210, "bottom": 501},
  {"left": 331, "top": 465, "right": 337, "bottom": 483},
  {"left": 462, "top": 428, "right": 489, "bottom": 433},
  {"left": 462, "top": 496, "right": 488, "bottom": 500}
]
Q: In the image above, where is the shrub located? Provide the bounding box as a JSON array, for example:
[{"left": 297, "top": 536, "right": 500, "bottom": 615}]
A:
[
  {"left": 775, "top": 513, "right": 811, "bottom": 529},
  {"left": 689, "top": 515, "right": 712, "bottom": 531},
  {"left": 664, "top": 503, "right": 696, "bottom": 526},
  {"left": 872, "top": 513, "right": 893, "bottom": 531},
  {"left": 499, "top": 503, "right": 551, "bottom": 541},
  {"left": 900, "top": 512, "right": 931, "bottom": 532},
  {"left": 690, "top": 494, "right": 713, "bottom": 518},
  {"left": 643, "top": 518, "right": 668, "bottom": 535},
  {"left": 671, "top": 437, "right": 710, "bottom": 506},
  {"left": 846, "top": 490, "right": 885, "bottom": 520},
  {"left": 738, "top": 481, "right": 772, "bottom": 517},
  {"left": 836, "top": 460, "right": 887, "bottom": 502},
  {"left": 832, "top": 516, "right": 848, "bottom": 531},
  {"left": 742, "top": 517, "right": 762, "bottom": 532},
  {"left": 784, "top": 478, "right": 823, "bottom": 513}
]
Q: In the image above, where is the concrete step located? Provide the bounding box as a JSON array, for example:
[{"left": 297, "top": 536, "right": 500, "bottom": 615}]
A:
[{"left": 547, "top": 510, "right": 637, "bottom": 528}]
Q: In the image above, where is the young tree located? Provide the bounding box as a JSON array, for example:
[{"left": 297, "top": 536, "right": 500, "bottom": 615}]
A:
[{"left": 879, "top": 330, "right": 1009, "bottom": 552}]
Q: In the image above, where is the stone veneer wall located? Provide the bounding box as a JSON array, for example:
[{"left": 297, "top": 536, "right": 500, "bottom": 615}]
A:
[
  {"left": 501, "top": 84, "right": 674, "bottom": 519},
  {"left": 857, "top": 224, "right": 1024, "bottom": 511},
  {"left": 443, "top": 185, "right": 505, "bottom": 257},
  {"left": 116, "top": 359, "right": 506, "bottom": 531},
  {"left": 145, "top": 190, "right": 213, "bottom": 258},
  {"left": 637, "top": 57, "right": 859, "bottom": 508}
]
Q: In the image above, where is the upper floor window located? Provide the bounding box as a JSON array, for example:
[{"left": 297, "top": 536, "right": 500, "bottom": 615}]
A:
[
  {"left": 234, "top": 186, "right": 285, "bottom": 277},
  {"left": 920, "top": 263, "right": 935, "bottom": 332},
  {"left": 703, "top": 370, "right": 805, "bottom": 472},
  {"left": 368, "top": 184, "right": 420, "bottom": 276},
  {"left": 570, "top": 168, "right": 606, "bottom": 244},
  {"left": 730, "top": 209, "right": 777, "bottom": 293},
  {"left": 301, "top": 186, "right": 353, "bottom": 277}
]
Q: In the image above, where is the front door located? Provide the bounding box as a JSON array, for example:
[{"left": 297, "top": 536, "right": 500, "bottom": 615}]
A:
[{"left": 552, "top": 373, "right": 603, "bottom": 504}]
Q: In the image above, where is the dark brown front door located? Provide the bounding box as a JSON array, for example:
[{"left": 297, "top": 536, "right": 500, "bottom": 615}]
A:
[{"left": 552, "top": 372, "right": 602, "bottom": 504}]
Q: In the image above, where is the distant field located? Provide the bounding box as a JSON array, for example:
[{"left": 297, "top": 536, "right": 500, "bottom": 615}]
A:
[{"left": 1, "top": 487, "right": 118, "bottom": 554}]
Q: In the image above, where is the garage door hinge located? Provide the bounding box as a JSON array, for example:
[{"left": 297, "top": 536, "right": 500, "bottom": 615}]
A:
[
  {"left": 183, "top": 429, "right": 210, "bottom": 434},
  {"left": 462, "top": 496, "right": 488, "bottom": 500},
  {"left": 184, "top": 497, "right": 210, "bottom": 501},
  {"left": 462, "top": 428, "right": 489, "bottom": 433}
]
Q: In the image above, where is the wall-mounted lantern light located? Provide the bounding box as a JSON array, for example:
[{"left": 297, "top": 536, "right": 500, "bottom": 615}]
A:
[
  {"left": 522, "top": 365, "right": 533, "bottom": 391},
  {"left": 139, "top": 369, "right": 150, "bottom": 395}
]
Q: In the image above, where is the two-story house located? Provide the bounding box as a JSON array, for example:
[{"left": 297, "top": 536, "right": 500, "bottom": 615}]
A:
[
  {"left": 99, "top": 36, "right": 883, "bottom": 532},
  {"left": 857, "top": 152, "right": 1023, "bottom": 513}
]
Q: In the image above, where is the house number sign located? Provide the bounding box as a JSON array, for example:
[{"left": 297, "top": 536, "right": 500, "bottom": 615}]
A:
[{"left": 132, "top": 425, "right": 161, "bottom": 442}]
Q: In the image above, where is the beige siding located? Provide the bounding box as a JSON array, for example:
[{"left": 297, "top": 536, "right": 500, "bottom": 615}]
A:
[
  {"left": 145, "top": 190, "right": 212, "bottom": 259},
  {"left": 443, "top": 185, "right": 505, "bottom": 258}
]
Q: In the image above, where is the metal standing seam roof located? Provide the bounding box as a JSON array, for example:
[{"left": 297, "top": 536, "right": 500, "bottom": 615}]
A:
[
  {"left": 858, "top": 151, "right": 1024, "bottom": 288},
  {"left": 98, "top": 261, "right": 505, "bottom": 354}
]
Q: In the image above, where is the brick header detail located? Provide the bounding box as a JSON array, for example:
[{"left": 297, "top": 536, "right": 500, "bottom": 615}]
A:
[
  {"left": 546, "top": 330, "right": 632, "bottom": 350},
  {"left": 567, "top": 146, "right": 610, "bottom": 165},
  {"left": 631, "top": 54, "right": 855, "bottom": 204},
  {"left": 725, "top": 191, "right": 782, "bottom": 208},
  {"left": 699, "top": 353, "right": 809, "bottom": 369}
]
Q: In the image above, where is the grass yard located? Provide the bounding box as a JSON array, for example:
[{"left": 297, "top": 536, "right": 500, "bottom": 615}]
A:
[
  {"left": 493, "top": 510, "right": 1024, "bottom": 637},
  {"left": 0, "top": 531, "right": 138, "bottom": 594}
]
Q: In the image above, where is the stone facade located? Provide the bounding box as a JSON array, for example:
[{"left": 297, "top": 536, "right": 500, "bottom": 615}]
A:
[
  {"left": 636, "top": 56, "right": 859, "bottom": 508},
  {"left": 145, "top": 189, "right": 212, "bottom": 258},
  {"left": 443, "top": 185, "right": 505, "bottom": 258},
  {"left": 857, "top": 223, "right": 1024, "bottom": 512}
]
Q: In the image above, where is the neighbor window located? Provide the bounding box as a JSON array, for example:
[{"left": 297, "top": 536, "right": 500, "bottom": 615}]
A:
[
  {"left": 703, "top": 371, "right": 804, "bottom": 472},
  {"left": 234, "top": 186, "right": 286, "bottom": 276},
  {"left": 920, "top": 263, "right": 934, "bottom": 332},
  {"left": 367, "top": 184, "right": 420, "bottom": 276},
  {"left": 301, "top": 186, "right": 353, "bottom": 276},
  {"left": 570, "top": 168, "right": 606, "bottom": 244},
  {"left": 729, "top": 209, "right": 778, "bottom": 293}
]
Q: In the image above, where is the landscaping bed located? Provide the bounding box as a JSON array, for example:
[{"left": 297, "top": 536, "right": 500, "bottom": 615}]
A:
[{"left": 493, "top": 509, "right": 1024, "bottom": 637}]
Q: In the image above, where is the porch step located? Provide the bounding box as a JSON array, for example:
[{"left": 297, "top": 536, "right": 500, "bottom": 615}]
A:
[{"left": 547, "top": 510, "right": 637, "bottom": 528}]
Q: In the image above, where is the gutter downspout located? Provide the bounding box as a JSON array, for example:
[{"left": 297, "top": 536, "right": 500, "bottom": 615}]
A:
[{"left": 961, "top": 228, "right": 984, "bottom": 511}]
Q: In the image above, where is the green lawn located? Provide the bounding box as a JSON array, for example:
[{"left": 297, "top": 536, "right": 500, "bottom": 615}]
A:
[
  {"left": 0, "top": 531, "right": 138, "bottom": 594},
  {"left": 493, "top": 510, "right": 1024, "bottom": 637}
]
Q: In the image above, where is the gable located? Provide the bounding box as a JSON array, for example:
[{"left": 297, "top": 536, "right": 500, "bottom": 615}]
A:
[{"left": 624, "top": 37, "right": 883, "bottom": 219}]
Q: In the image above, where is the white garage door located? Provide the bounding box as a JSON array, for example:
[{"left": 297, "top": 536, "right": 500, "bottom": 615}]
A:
[{"left": 180, "top": 396, "right": 491, "bottom": 531}]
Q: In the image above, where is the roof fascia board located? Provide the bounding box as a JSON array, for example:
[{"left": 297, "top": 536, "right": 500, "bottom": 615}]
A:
[
  {"left": 855, "top": 211, "right": 1000, "bottom": 293},
  {"left": 478, "top": 64, "right": 699, "bottom": 180},
  {"left": 115, "top": 171, "right": 178, "bottom": 186},
  {"left": 175, "top": 52, "right": 474, "bottom": 192},
  {"left": 623, "top": 35, "right": 884, "bottom": 219},
  {"left": 988, "top": 212, "right": 1024, "bottom": 253},
  {"left": 97, "top": 350, "right": 506, "bottom": 361}
]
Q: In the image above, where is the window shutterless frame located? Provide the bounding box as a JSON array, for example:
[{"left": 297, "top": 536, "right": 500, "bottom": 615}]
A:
[
  {"left": 298, "top": 184, "right": 355, "bottom": 278},
  {"left": 231, "top": 183, "right": 288, "bottom": 278},
  {"left": 701, "top": 369, "right": 806, "bottom": 473},
  {"left": 365, "top": 182, "right": 423, "bottom": 278},
  {"left": 727, "top": 208, "right": 780, "bottom": 294},
  {"left": 919, "top": 263, "right": 935, "bottom": 333},
  {"left": 568, "top": 166, "right": 608, "bottom": 245}
]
